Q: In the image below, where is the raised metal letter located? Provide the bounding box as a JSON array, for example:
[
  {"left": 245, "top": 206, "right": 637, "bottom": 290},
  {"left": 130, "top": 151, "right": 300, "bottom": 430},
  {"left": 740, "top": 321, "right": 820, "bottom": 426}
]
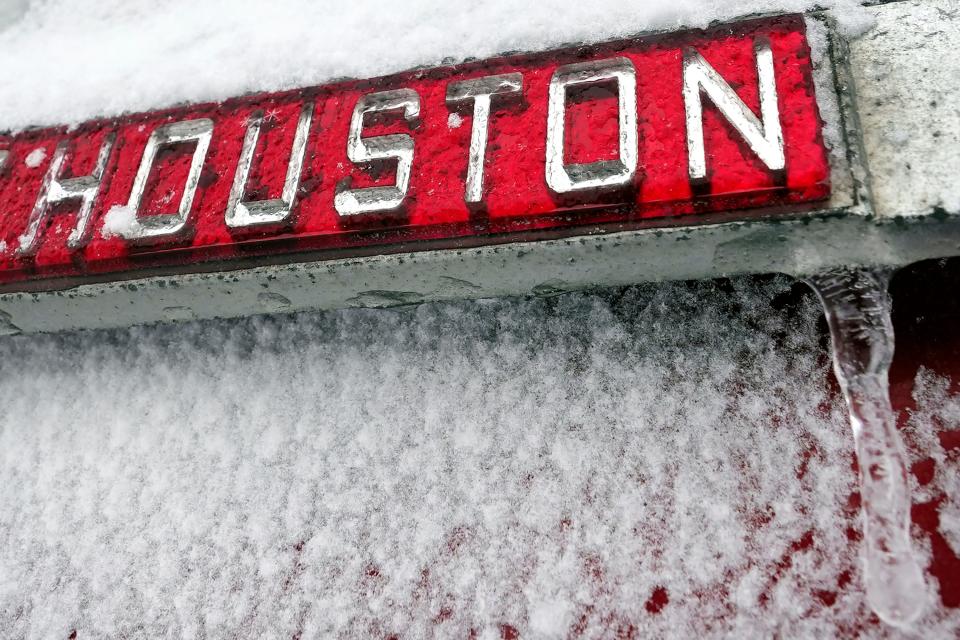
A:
[
  {"left": 226, "top": 102, "right": 313, "bottom": 228},
  {"left": 334, "top": 89, "right": 420, "bottom": 217},
  {"left": 117, "top": 119, "right": 214, "bottom": 241},
  {"left": 17, "top": 135, "right": 115, "bottom": 256},
  {"left": 545, "top": 58, "right": 637, "bottom": 194},
  {"left": 446, "top": 73, "right": 523, "bottom": 203},
  {"left": 683, "top": 40, "right": 784, "bottom": 181}
]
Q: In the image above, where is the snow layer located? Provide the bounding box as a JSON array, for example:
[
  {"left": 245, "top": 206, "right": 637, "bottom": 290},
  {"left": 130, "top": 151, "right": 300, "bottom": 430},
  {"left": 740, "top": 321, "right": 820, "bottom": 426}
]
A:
[
  {"left": 1, "top": 278, "right": 959, "bottom": 638},
  {"left": 0, "top": 0, "right": 871, "bottom": 131}
]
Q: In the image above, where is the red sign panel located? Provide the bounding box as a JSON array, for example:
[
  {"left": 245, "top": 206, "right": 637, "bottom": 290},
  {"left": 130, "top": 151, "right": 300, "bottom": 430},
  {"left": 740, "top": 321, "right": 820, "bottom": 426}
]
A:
[{"left": 0, "top": 15, "right": 828, "bottom": 290}]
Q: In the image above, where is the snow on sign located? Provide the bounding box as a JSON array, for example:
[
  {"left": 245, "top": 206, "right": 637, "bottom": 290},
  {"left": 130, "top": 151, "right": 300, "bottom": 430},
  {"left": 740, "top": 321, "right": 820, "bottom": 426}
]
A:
[{"left": 0, "top": 15, "right": 827, "bottom": 292}]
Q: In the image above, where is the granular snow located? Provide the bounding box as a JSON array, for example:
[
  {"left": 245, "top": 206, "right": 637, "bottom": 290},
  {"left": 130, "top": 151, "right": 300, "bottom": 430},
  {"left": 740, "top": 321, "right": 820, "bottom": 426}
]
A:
[
  {"left": 23, "top": 147, "right": 44, "bottom": 168},
  {"left": 100, "top": 205, "right": 142, "bottom": 239},
  {"left": 0, "top": 277, "right": 958, "bottom": 638}
]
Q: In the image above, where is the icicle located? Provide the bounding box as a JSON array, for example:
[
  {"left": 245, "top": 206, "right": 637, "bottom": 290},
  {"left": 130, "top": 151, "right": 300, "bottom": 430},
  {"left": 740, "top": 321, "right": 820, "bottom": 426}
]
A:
[{"left": 805, "top": 267, "right": 926, "bottom": 627}]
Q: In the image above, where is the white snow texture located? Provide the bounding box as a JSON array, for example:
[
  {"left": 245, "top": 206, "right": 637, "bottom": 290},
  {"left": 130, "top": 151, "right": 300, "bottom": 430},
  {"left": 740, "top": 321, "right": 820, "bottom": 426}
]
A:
[
  {"left": 1, "top": 0, "right": 958, "bottom": 638},
  {"left": 0, "top": 0, "right": 873, "bottom": 132},
  {"left": 3, "top": 279, "right": 960, "bottom": 638}
]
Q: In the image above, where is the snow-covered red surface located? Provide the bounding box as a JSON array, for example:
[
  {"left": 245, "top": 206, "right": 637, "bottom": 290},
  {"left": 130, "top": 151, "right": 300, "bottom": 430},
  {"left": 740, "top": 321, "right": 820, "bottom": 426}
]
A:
[
  {"left": 1, "top": 1, "right": 959, "bottom": 638},
  {"left": 2, "top": 271, "right": 960, "bottom": 638}
]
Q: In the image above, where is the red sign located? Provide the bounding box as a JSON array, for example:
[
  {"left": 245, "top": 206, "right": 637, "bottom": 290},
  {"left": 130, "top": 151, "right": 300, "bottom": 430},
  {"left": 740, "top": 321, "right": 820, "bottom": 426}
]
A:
[{"left": 0, "top": 15, "right": 828, "bottom": 290}]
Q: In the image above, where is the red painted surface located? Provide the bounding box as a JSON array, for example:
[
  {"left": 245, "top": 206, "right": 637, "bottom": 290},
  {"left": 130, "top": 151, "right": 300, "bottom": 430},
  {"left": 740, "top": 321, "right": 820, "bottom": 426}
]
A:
[
  {"left": 0, "top": 15, "right": 828, "bottom": 290},
  {"left": 731, "top": 261, "right": 960, "bottom": 635},
  {"left": 890, "top": 260, "right": 960, "bottom": 613}
]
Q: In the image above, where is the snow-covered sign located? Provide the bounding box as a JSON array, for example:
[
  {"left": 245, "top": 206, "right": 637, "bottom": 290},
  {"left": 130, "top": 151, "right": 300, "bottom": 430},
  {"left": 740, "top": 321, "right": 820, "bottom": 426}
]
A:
[
  {"left": 0, "top": 4, "right": 957, "bottom": 336},
  {"left": 0, "top": 17, "right": 828, "bottom": 319}
]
